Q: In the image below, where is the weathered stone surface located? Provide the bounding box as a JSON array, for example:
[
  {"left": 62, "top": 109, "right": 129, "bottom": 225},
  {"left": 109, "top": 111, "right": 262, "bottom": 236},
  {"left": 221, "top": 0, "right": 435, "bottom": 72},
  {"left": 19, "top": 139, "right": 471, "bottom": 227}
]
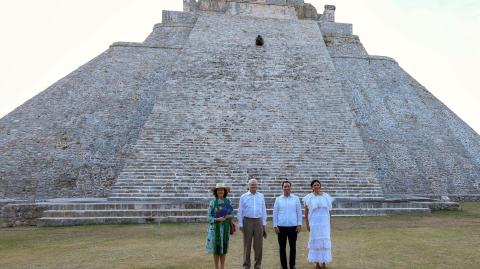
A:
[
  {"left": 107, "top": 12, "right": 384, "bottom": 207},
  {"left": 326, "top": 34, "right": 480, "bottom": 198},
  {"left": 162, "top": 10, "right": 198, "bottom": 26},
  {"left": 322, "top": 5, "right": 336, "bottom": 22},
  {"left": 324, "top": 34, "right": 368, "bottom": 57},
  {"left": 319, "top": 22, "right": 352, "bottom": 36},
  {"left": 2, "top": 204, "right": 48, "bottom": 227},
  {"left": 186, "top": 0, "right": 322, "bottom": 20},
  {"left": 226, "top": 2, "right": 298, "bottom": 19},
  {"left": 0, "top": 43, "right": 183, "bottom": 200},
  {"left": 293, "top": 3, "right": 318, "bottom": 20}
]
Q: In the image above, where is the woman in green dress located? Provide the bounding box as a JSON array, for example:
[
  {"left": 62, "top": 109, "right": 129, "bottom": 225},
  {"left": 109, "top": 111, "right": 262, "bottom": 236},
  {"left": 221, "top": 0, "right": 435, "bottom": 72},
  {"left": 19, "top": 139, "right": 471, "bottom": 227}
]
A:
[{"left": 206, "top": 183, "right": 234, "bottom": 269}]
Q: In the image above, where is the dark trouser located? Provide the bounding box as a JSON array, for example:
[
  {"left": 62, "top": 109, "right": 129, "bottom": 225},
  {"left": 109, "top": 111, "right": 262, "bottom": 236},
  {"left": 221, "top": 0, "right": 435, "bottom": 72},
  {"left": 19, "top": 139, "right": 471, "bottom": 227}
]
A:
[
  {"left": 243, "top": 217, "right": 263, "bottom": 269},
  {"left": 277, "top": 226, "right": 298, "bottom": 269}
]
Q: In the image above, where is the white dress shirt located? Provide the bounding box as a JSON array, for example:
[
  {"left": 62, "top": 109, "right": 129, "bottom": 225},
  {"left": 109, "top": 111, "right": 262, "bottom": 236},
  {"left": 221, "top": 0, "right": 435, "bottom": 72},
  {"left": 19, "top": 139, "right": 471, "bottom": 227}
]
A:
[
  {"left": 237, "top": 191, "right": 267, "bottom": 228},
  {"left": 272, "top": 194, "right": 302, "bottom": 227}
]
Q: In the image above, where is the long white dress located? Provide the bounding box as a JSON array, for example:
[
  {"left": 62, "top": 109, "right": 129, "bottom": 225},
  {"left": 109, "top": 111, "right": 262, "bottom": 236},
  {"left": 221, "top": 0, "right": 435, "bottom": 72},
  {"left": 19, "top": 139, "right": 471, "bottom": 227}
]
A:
[{"left": 303, "top": 192, "right": 334, "bottom": 263}]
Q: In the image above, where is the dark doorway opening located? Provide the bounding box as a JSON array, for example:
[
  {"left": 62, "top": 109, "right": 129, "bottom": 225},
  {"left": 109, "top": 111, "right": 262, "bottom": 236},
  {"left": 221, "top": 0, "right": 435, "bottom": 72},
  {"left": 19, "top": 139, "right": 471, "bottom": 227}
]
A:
[{"left": 256, "top": 35, "right": 264, "bottom": 46}]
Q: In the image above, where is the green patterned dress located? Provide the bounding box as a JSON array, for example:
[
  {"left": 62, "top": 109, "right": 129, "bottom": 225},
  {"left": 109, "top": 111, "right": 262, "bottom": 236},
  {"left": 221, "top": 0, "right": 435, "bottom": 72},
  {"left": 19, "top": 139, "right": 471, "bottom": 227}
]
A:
[{"left": 205, "top": 198, "right": 234, "bottom": 255}]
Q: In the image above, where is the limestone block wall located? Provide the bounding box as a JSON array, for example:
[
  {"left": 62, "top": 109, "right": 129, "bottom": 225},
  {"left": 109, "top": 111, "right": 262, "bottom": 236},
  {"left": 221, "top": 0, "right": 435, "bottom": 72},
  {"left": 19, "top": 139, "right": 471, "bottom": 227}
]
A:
[
  {"left": 162, "top": 10, "right": 198, "bottom": 26},
  {"left": 327, "top": 36, "right": 480, "bottom": 197},
  {"left": 2, "top": 203, "right": 47, "bottom": 227},
  {"left": 319, "top": 22, "right": 353, "bottom": 36},
  {"left": 143, "top": 25, "right": 194, "bottom": 48},
  {"left": 187, "top": 0, "right": 319, "bottom": 20},
  {"left": 226, "top": 1, "right": 298, "bottom": 19},
  {"left": 324, "top": 34, "right": 368, "bottom": 57},
  {"left": 0, "top": 46, "right": 181, "bottom": 199},
  {"left": 143, "top": 11, "right": 197, "bottom": 48}
]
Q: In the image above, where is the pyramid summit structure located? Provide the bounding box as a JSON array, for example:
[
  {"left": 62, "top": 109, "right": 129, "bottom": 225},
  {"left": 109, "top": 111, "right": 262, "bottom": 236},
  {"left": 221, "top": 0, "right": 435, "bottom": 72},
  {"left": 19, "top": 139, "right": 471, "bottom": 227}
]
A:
[{"left": 1, "top": 0, "right": 478, "bottom": 226}]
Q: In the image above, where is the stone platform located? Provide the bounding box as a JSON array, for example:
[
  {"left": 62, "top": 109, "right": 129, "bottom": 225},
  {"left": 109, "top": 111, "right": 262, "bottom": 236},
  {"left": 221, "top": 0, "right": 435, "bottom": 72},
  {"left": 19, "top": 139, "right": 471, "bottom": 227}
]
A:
[{"left": 34, "top": 196, "right": 444, "bottom": 227}]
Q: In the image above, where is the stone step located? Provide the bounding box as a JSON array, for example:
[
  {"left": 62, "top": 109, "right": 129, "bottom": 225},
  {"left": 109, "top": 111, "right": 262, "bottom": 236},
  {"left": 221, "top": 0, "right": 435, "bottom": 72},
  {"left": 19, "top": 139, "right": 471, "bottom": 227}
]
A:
[
  {"left": 111, "top": 184, "right": 383, "bottom": 189},
  {"left": 106, "top": 196, "right": 386, "bottom": 203},
  {"left": 118, "top": 170, "right": 376, "bottom": 174},
  {"left": 116, "top": 177, "right": 379, "bottom": 182},
  {"left": 37, "top": 216, "right": 206, "bottom": 226},
  {"left": 116, "top": 173, "right": 379, "bottom": 176},
  {"left": 129, "top": 151, "right": 371, "bottom": 154},
  {"left": 113, "top": 180, "right": 381, "bottom": 183},
  {"left": 42, "top": 209, "right": 214, "bottom": 218},
  {"left": 114, "top": 176, "right": 379, "bottom": 179},
  {"left": 109, "top": 189, "right": 383, "bottom": 194},
  {"left": 111, "top": 189, "right": 380, "bottom": 193},
  {"left": 42, "top": 200, "right": 428, "bottom": 211},
  {"left": 114, "top": 182, "right": 380, "bottom": 187},
  {"left": 113, "top": 182, "right": 382, "bottom": 188},
  {"left": 37, "top": 207, "right": 431, "bottom": 227},
  {"left": 114, "top": 177, "right": 381, "bottom": 181},
  {"left": 112, "top": 185, "right": 381, "bottom": 189},
  {"left": 107, "top": 194, "right": 384, "bottom": 198},
  {"left": 112, "top": 181, "right": 383, "bottom": 186},
  {"left": 107, "top": 193, "right": 384, "bottom": 199},
  {"left": 42, "top": 204, "right": 431, "bottom": 218},
  {"left": 44, "top": 203, "right": 204, "bottom": 211}
]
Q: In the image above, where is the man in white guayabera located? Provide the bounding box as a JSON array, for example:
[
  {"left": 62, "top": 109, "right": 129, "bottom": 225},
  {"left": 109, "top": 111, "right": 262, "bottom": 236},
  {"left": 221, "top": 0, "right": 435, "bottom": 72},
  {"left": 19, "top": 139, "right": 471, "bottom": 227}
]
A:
[
  {"left": 273, "top": 180, "right": 302, "bottom": 269},
  {"left": 237, "top": 178, "right": 267, "bottom": 269}
]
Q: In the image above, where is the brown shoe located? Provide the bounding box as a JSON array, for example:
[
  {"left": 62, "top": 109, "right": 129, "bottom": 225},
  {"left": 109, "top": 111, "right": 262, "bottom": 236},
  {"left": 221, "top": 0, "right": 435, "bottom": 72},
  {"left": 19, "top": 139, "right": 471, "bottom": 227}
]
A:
[{"left": 315, "top": 263, "right": 321, "bottom": 269}]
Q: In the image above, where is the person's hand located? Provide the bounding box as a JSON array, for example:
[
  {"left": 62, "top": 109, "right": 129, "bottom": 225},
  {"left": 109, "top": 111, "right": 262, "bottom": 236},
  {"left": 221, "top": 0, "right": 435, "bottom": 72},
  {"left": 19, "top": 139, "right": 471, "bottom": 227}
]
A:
[
  {"left": 216, "top": 217, "right": 226, "bottom": 222},
  {"left": 296, "top": 225, "right": 302, "bottom": 233},
  {"left": 307, "top": 225, "right": 310, "bottom": 232},
  {"left": 274, "top": 227, "right": 280, "bottom": 234}
]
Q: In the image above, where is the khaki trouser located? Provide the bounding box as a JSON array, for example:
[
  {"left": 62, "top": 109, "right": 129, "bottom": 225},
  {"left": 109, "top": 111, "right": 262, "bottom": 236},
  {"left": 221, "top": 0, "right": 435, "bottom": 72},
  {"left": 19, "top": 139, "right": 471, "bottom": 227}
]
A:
[{"left": 242, "top": 217, "right": 263, "bottom": 269}]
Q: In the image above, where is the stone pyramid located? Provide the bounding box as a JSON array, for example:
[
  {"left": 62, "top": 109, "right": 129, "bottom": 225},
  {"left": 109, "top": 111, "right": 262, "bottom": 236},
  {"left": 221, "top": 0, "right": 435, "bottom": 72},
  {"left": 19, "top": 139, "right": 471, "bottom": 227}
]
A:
[{"left": 1, "top": 0, "right": 477, "bottom": 226}]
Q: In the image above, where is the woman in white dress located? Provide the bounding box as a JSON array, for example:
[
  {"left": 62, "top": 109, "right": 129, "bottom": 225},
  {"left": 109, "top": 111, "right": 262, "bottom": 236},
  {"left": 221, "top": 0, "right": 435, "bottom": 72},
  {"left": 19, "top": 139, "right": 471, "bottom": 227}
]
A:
[{"left": 304, "top": 179, "right": 334, "bottom": 269}]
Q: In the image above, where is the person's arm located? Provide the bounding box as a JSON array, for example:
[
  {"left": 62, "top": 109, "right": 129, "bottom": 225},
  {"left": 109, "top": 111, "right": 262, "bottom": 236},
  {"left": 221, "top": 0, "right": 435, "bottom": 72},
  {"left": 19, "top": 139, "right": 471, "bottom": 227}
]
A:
[
  {"left": 226, "top": 199, "right": 234, "bottom": 220},
  {"left": 262, "top": 194, "right": 267, "bottom": 227},
  {"left": 207, "top": 200, "right": 216, "bottom": 224},
  {"left": 237, "top": 195, "right": 244, "bottom": 229},
  {"left": 326, "top": 193, "right": 334, "bottom": 218},
  {"left": 305, "top": 205, "right": 310, "bottom": 232},
  {"left": 296, "top": 197, "right": 302, "bottom": 233},
  {"left": 273, "top": 198, "right": 279, "bottom": 234}
]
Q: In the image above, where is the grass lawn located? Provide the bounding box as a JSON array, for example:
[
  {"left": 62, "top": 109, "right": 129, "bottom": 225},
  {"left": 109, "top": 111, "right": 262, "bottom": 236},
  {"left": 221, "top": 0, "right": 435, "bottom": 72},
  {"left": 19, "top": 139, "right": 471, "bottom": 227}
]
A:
[{"left": 0, "top": 203, "right": 479, "bottom": 269}]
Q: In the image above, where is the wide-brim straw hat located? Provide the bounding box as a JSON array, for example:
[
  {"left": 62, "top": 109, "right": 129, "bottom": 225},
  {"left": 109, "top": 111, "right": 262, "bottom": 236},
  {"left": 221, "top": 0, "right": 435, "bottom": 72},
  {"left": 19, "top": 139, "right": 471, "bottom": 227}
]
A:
[{"left": 210, "top": 183, "right": 231, "bottom": 192}]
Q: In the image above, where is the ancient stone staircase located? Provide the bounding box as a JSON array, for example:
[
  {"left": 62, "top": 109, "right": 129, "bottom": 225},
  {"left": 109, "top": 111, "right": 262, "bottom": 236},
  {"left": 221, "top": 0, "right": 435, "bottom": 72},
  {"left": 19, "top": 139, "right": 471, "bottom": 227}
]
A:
[
  {"left": 106, "top": 13, "right": 384, "bottom": 201},
  {"left": 38, "top": 12, "right": 432, "bottom": 226}
]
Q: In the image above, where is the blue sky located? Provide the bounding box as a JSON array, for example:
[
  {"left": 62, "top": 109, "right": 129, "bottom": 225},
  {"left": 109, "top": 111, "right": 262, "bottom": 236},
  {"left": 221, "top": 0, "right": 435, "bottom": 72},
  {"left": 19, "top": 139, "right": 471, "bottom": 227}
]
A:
[{"left": 0, "top": 0, "right": 478, "bottom": 133}]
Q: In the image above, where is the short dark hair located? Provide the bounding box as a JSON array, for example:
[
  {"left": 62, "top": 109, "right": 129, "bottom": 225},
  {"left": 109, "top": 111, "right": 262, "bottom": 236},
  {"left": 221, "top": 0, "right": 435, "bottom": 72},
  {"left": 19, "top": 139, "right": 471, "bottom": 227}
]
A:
[
  {"left": 310, "top": 179, "right": 321, "bottom": 188},
  {"left": 281, "top": 180, "right": 291, "bottom": 188},
  {"left": 213, "top": 188, "right": 229, "bottom": 198}
]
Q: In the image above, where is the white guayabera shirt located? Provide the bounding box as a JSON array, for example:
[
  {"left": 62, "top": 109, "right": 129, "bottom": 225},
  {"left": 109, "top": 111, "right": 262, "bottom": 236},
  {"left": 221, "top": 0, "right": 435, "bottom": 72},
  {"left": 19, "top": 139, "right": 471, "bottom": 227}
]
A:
[
  {"left": 272, "top": 194, "right": 302, "bottom": 227},
  {"left": 237, "top": 191, "right": 267, "bottom": 228}
]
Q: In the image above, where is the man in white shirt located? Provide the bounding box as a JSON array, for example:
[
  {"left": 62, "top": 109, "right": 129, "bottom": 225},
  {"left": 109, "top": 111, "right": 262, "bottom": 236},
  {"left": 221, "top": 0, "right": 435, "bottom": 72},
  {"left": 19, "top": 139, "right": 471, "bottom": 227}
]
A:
[
  {"left": 237, "top": 178, "right": 267, "bottom": 269},
  {"left": 273, "top": 180, "right": 302, "bottom": 269}
]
